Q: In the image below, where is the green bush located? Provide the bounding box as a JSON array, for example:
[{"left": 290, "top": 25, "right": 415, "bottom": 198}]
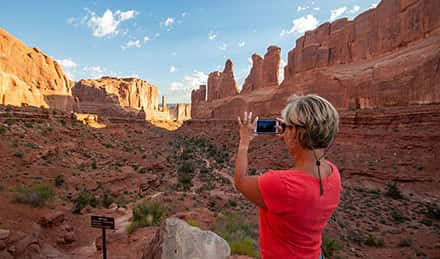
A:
[
  {"left": 14, "top": 152, "right": 24, "bottom": 158},
  {"left": 15, "top": 184, "right": 55, "bottom": 207},
  {"left": 322, "top": 236, "right": 341, "bottom": 257},
  {"left": 127, "top": 201, "right": 167, "bottom": 234},
  {"left": 187, "top": 219, "right": 201, "bottom": 228},
  {"left": 72, "top": 189, "right": 98, "bottom": 214},
  {"left": 213, "top": 213, "right": 259, "bottom": 257},
  {"left": 230, "top": 239, "right": 258, "bottom": 257},
  {"left": 385, "top": 182, "right": 403, "bottom": 199},
  {"left": 425, "top": 203, "right": 440, "bottom": 219},
  {"left": 54, "top": 174, "right": 65, "bottom": 187},
  {"left": 365, "top": 234, "right": 385, "bottom": 247},
  {"left": 177, "top": 161, "right": 195, "bottom": 191}
]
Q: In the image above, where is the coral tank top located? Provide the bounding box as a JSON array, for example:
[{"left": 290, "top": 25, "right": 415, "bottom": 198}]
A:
[{"left": 258, "top": 161, "right": 342, "bottom": 259}]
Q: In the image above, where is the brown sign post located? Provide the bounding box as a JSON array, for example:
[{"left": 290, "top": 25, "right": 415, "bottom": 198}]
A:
[{"left": 91, "top": 216, "right": 115, "bottom": 259}]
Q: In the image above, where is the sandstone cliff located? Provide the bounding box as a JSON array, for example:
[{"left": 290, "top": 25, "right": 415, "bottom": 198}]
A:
[
  {"left": 191, "top": 0, "right": 440, "bottom": 119},
  {"left": 207, "top": 59, "right": 239, "bottom": 102},
  {"left": 73, "top": 77, "right": 163, "bottom": 118},
  {"left": 0, "top": 28, "right": 75, "bottom": 111},
  {"left": 241, "top": 45, "right": 281, "bottom": 93}
]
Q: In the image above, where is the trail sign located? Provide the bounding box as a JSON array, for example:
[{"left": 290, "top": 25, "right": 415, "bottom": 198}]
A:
[
  {"left": 91, "top": 216, "right": 115, "bottom": 259},
  {"left": 91, "top": 216, "right": 115, "bottom": 229}
]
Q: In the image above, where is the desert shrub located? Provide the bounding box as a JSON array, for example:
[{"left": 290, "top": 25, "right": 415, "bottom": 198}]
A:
[
  {"left": 72, "top": 189, "right": 98, "bottom": 214},
  {"left": 101, "top": 193, "right": 114, "bottom": 208},
  {"left": 15, "top": 184, "right": 54, "bottom": 207},
  {"left": 91, "top": 161, "right": 97, "bottom": 170},
  {"left": 54, "top": 174, "right": 65, "bottom": 187},
  {"left": 177, "top": 161, "right": 195, "bottom": 191},
  {"left": 127, "top": 201, "right": 167, "bottom": 234},
  {"left": 24, "top": 122, "right": 33, "bottom": 128},
  {"left": 115, "top": 196, "right": 128, "bottom": 208},
  {"left": 425, "top": 202, "right": 440, "bottom": 220},
  {"left": 398, "top": 238, "right": 412, "bottom": 247},
  {"left": 0, "top": 127, "right": 6, "bottom": 135},
  {"left": 322, "top": 236, "right": 341, "bottom": 257},
  {"left": 187, "top": 219, "right": 201, "bottom": 228},
  {"left": 390, "top": 208, "right": 407, "bottom": 223},
  {"left": 213, "top": 212, "right": 259, "bottom": 257},
  {"left": 103, "top": 143, "right": 113, "bottom": 148},
  {"left": 385, "top": 182, "right": 403, "bottom": 199},
  {"left": 14, "top": 152, "right": 24, "bottom": 158},
  {"left": 0, "top": 185, "right": 5, "bottom": 191},
  {"left": 365, "top": 234, "right": 385, "bottom": 247}
]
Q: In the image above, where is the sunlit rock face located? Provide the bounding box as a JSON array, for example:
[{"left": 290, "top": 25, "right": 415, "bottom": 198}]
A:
[
  {"left": 191, "top": 0, "right": 440, "bottom": 120},
  {"left": 73, "top": 77, "right": 159, "bottom": 117},
  {"left": 0, "top": 28, "right": 75, "bottom": 111}
]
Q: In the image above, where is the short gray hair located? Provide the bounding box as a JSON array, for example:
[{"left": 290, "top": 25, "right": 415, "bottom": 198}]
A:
[{"left": 281, "top": 94, "right": 339, "bottom": 149}]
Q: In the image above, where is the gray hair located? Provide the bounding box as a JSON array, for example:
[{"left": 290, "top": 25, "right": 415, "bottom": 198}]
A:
[{"left": 281, "top": 94, "right": 339, "bottom": 149}]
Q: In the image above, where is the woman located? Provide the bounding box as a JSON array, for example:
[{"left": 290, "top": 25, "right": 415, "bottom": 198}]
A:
[{"left": 234, "top": 94, "right": 342, "bottom": 259}]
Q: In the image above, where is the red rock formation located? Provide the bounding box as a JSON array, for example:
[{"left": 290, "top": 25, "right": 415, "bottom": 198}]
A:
[
  {"left": 242, "top": 46, "right": 281, "bottom": 93},
  {"left": 73, "top": 77, "right": 159, "bottom": 117},
  {"left": 0, "top": 28, "right": 75, "bottom": 111},
  {"left": 191, "top": 85, "right": 206, "bottom": 104},
  {"left": 207, "top": 60, "right": 239, "bottom": 102},
  {"left": 192, "top": 0, "right": 440, "bottom": 119}
]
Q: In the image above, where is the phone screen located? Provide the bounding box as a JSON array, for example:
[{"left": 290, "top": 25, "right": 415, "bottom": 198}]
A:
[{"left": 256, "top": 119, "right": 278, "bottom": 134}]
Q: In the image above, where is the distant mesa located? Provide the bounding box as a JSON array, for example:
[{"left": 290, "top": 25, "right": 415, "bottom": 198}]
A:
[{"left": 191, "top": 0, "right": 440, "bottom": 120}]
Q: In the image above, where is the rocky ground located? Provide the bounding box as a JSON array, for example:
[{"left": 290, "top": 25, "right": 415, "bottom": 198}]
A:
[{"left": 0, "top": 105, "right": 439, "bottom": 258}]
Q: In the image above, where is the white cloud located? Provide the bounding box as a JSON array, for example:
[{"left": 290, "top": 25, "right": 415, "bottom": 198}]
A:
[
  {"left": 121, "top": 40, "right": 141, "bottom": 50},
  {"left": 164, "top": 17, "right": 174, "bottom": 27},
  {"left": 208, "top": 31, "right": 217, "bottom": 40},
  {"left": 297, "top": 5, "right": 309, "bottom": 12},
  {"left": 57, "top": 58, "right": 77, "bottom": 69},
  {"left": 313, "top": 7, "right": 320, "bottom": 11},
  {"left": 116, "top": 10, "right": 138, "bottom": 21},
  {"left": 66, "top": 17, "right": 77, "bottom": 25},
  {"left": 154, "top": 33, "right": 160, "bottom": 38},
  {"left": 181, "top": 12, "right": 188, "bottom": 17},
  {"left": 83, "top": 66, "right": 105, "bottom": 79},
  {"left": 370, "top": 1, "right": 379, "bottom": 8},
  {"left": 143, "top": 36, "right": 150, "bottom": 43},
  {"left": 171, "top": 52, "right": 177, "bottom": 56},
  {"left": 238, "top": 41, "right": 246, "bottom": 48},
  {"left": 169, "top": 66, "right": 176, "bottom": 73},
  {"left": 330, "top": 6, "right": 347, "bottom": 21},
  {"left": 83, "top": 9, "right": 138, "bottom": 37},
  {"left": 167, "top": 70, "right": 208, "bottom": 102},
  {"left": 350, "top": 5, "right": 361, "bottom": 13},
  {"left": 219, "top": 43, "right": 227, "bottom": 51},
  {"left": 280, "top": 14, "right": 319, "bottom": 36}
]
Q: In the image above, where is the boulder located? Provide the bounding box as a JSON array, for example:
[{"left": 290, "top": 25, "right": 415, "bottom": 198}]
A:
[
  {"left": 143, "top": 217, "right": 230, "bottom": 259},
  {"left": 0, "top": 229, "right": 10, "bottom": 240},
  {"left": 38, "top": 211, "right": 64, "bottom": 227}
]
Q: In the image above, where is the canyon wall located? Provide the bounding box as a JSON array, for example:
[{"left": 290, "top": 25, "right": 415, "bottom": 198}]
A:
[
  {"left": 0, "top": 28, "right": 75, "bottom": 111},
  {"left": 241, "top": 46, "right": 281, "bottom": 93},
  {"left": 191, "top": 0, "right": 440, "bottom": 119}
]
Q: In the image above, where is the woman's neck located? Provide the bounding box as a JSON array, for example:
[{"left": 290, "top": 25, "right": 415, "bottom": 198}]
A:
[{"left": 292, "top": 149, "right": 327, "bottom": 177}]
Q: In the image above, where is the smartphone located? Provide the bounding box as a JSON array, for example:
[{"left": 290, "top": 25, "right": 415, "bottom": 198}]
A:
[{"left": 255, "top": 119, "right": 279, "bottom": 134}]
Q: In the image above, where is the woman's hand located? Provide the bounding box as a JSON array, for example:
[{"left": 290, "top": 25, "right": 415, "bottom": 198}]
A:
[{"left": 237, "top": 112, "right": 258, "bottom": 146}]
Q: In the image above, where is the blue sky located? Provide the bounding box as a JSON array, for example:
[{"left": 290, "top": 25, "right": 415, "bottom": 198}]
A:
[{"left": 0, "top": 0, "right": 379, "bottom": 103}]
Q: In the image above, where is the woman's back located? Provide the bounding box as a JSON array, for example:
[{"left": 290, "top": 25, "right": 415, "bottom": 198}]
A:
[{"left": 258, "top": 161, "right": 342, "bottom": 259}]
